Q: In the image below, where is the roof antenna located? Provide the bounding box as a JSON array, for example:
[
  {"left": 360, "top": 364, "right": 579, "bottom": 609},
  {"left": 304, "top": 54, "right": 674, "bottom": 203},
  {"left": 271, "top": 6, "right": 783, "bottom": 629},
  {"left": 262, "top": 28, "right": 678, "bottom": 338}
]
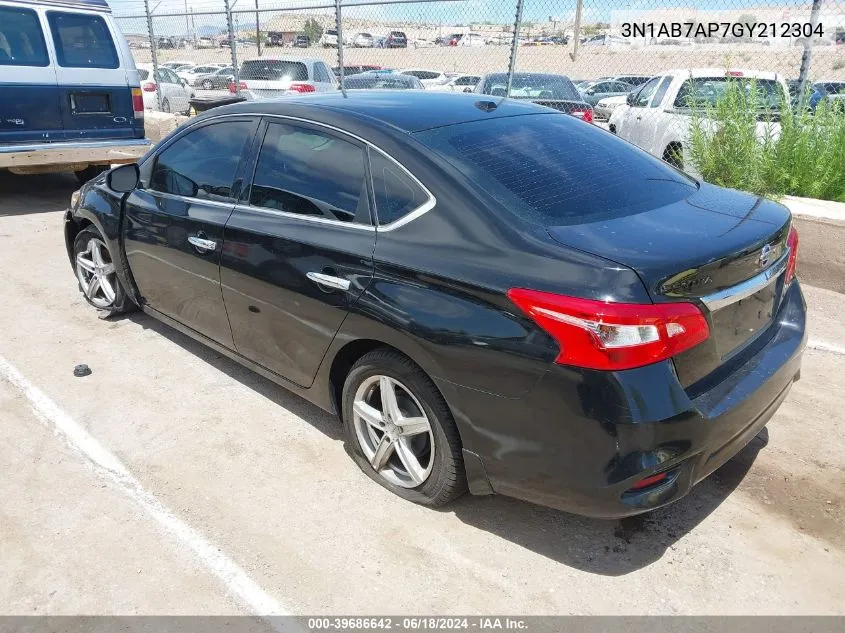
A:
[
  {"left": 501, "top": 0, "right": 525, "bottom": 107},
  {"left": 335, "top": 0, "right": 347, "bottom": 98}
]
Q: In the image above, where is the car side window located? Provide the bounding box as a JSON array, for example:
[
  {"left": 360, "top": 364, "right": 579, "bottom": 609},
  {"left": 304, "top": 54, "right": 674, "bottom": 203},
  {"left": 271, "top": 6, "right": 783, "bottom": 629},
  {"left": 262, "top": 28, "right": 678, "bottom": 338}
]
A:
[
  {"left": 249, "top": 122, "right": 369, "bottom": 224},
  {"left": 650, "top": 76, "right": 673, "bottom": 108},
  {"left": 455, "top": 76, "right": 477, "bottom": 86},
  {"left": 0, "top": 7, "right": 49, "bottom": 67},
  {"left": 47, "top": 11, "right": 118, "bottom": 69},
  {"left": 314, "top": 63, "right": 330, "bottom": 83},
  {"left": 632, "top": 76, "right": 662, "bottom": 107},
  {"left": 159, "top": 68, "right": 178, "bottom": 83},
  {"left": 150, "top": 121, "right": 254, "bottom": 201},
  {"left": 369, "top": 150, "right": 429, "bottom": 226}
]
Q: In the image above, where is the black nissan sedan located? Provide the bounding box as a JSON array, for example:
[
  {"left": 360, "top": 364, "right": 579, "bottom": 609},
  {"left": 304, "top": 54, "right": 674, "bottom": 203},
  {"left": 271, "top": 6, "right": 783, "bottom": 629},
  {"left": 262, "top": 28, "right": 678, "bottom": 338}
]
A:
[{"left": 64, "top": 92, "right": 806, "bottom": 517}]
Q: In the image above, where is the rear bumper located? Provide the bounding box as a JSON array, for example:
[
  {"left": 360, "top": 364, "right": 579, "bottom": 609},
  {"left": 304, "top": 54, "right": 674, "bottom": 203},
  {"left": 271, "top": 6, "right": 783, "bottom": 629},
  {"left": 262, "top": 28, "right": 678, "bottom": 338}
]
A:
[
  {"left": 450, "top": 281, "right": 807, "bottom": 518},
  {"left": 0, "top": 138, "right": 151, "bottom": 170}
]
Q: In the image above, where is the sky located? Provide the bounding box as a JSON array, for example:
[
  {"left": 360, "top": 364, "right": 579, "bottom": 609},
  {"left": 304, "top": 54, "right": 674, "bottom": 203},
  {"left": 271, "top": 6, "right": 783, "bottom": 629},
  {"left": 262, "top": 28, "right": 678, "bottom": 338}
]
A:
[{"left": 109, "top": 0, "right": 833, "bottom": 36}]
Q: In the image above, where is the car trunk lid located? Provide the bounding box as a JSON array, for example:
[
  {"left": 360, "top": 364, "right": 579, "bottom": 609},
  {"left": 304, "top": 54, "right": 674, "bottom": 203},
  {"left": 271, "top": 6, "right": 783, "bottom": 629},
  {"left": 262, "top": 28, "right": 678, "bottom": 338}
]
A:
[{"left": 546, "top": 183, "right": 792, "bottom": 387}]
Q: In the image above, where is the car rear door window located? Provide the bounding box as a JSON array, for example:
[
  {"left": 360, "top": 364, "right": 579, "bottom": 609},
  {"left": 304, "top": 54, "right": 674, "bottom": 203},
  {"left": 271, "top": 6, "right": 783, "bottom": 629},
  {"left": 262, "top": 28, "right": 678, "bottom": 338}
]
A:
[
  {"left": 240, "top": 59, "right": 308, "bottom": 81},
  {"left": 249, "top": 122, "right": 369, "bottom": 224},
  {"left": 369, "top": 150, "right": 430, "bottom": 226},
  {"left": 47, "top": 11, "right": 118, "bottom": 69},
  {"left": 417, "top": 114, "right": 696, "bottom": 227},
  {"left": 0, "top": 7, "right": 49, "bottom": 67},
  {"left": 632, "top": 76, "right": 661, "bottom": 106},
  {"left": 150, "top": 121, "right": 254, "bottom": 201},
  {"left": 313, "top": 63, "right": 330, "bottom": 83}
]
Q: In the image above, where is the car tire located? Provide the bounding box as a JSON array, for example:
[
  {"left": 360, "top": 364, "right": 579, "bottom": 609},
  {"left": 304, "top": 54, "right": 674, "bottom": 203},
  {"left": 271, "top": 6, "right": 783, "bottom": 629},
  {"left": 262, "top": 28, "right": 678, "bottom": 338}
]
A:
[
  {"left": 161, "top": 98, "right": 171, "bottom": 113},
  {"left": 202, "top": 79, "right": 213, "bottom": 90},
  {"left": 663, "top": 144, "right": 684, "bottom": 170},
  {"left": 74, "top": 165, "right": 108, "bottom": 185},
  {"left": 341, "top": 349, "right": 467, "bottom": 507},
  {"left": 73, "top": 227, "right": 135, "bottom": 317}
]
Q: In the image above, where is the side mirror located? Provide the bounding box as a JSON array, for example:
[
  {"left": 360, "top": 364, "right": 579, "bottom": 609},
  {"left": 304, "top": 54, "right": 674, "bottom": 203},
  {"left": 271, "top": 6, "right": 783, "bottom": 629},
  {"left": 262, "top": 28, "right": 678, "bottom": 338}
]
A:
[
  {"left": 626, "top": 91, "right": 635, "bottom": 106},
  {"left": 586, "top": 88, "right": 595, "bottom": 95},
  {"left": 107, "top": 163, "right": 140, "bottom": 193}
]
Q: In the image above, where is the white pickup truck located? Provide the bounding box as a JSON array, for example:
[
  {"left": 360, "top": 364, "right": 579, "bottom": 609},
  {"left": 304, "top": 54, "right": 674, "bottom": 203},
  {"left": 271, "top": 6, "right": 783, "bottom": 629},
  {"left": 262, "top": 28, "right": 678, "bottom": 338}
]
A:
[{"left": 608, "top": 68, "right": 789, "bottom": 171}]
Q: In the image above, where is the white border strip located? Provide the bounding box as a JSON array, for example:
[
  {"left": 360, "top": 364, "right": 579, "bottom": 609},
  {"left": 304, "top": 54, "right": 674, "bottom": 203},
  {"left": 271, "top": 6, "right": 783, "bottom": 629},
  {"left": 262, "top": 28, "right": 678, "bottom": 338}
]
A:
[
  {"left": 808, "top": 339, "right": 845, "bottom": 356},
  {"left": 0, "top": 354, "right": 291, "bottom": 620}
]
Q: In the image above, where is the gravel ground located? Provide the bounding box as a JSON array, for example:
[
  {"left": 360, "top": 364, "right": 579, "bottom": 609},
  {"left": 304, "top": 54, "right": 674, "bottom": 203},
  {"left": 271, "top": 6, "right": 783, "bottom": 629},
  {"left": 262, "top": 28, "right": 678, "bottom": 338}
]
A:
[{"left": 0, "top": 171, "right": 844, "bottom": 616}]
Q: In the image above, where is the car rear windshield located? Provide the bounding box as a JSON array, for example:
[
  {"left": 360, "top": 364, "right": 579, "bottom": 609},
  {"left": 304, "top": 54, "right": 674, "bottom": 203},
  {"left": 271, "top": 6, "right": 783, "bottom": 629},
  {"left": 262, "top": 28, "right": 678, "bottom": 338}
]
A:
[
  {"left": 416, "top": 114, "right": 697, "bottom": 227},
  {"left": 343, "top": 75, "right": 419, "bottom": 90},
  {"left": 240, "top": 59, "right": 307, "bottom": 81},
  {"left": 673, "top": 77, "right": 785, "bottom": 109},
  {"left": 478, "top": 74, "right": 581, "bottom": 100}
]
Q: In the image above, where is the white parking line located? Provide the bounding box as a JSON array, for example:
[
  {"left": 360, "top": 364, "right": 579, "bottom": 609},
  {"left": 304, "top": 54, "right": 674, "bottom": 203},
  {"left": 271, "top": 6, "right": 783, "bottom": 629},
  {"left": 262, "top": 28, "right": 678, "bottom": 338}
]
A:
[
  {"left": 0, "top": 354, "right": 291, "bottom": 621},
  {"left": 808, "top": 339, "right": 845, "bottom": 356}
]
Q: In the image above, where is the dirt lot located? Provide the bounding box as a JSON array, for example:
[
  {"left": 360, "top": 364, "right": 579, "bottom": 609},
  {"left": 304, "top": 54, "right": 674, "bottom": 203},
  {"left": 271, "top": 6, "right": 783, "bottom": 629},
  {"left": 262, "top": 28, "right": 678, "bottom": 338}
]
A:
[
  {"left": 1, "top": 171, "right": 844, "bottom": 616},
  {"left": 138, "top": 44, "right": 845, "bottom": 81}
]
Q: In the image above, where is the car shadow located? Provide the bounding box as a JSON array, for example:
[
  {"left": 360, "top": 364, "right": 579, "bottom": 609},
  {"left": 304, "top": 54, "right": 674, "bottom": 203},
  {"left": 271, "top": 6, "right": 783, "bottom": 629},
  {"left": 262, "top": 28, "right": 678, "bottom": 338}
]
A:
[
  {"left": 0, "top": 171, "right": 79, "bottom": 216},
  {"left": 125, "top": 310, "right": 764, "bottom": 576}
]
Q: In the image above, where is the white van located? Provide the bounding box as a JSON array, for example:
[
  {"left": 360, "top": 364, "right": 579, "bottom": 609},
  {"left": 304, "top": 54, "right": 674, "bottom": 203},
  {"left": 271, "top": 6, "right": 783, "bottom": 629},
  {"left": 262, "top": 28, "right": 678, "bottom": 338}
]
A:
[{"left": 0, "top": 0, "right": 150, "bottom": 182}]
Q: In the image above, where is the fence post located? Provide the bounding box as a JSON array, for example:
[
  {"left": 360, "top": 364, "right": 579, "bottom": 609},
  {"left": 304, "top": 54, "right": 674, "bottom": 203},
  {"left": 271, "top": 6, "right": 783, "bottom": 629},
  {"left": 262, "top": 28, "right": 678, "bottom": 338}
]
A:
[
  {"left": 224, "top": 0, "right": 240, "bottom": 92},
  {"left": 797, "top": 0, "right": 823, "bottom": 108},
  {"left": 143, "top": 0, "right": 162, "bottom": 110},
  {"left": 570, "top": 0, "right": 583, "bottom": 61},
  {"left": 505, "top": 0, "right": 525, "bottom": 97},
  {"left": 335, "top": 0, "right": 345, "bottom": 88},
  {"left": 255, "top": 0, "right": 262, "bottom": 56}
]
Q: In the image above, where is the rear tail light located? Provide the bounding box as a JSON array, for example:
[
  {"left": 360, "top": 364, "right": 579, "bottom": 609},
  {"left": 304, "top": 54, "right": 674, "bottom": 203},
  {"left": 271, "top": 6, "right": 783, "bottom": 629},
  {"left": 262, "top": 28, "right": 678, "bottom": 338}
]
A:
[
  {"left": 142, "top": 82, "right": 156, "bottom": 92},
  {"left": 288, "top": 82, "right": 316, "bottom": 93},
  {"left": 131, "top": 87, "right": 144, "bottom": 118},
  {"left": 229, "top": 80, "right": 248, "bottom": 93},
  {"left": 629, "top": 471, "right": 670, "bottom": 491},
  {"left": 507, "top": 289, "right": 710, "bottom": 371},
  {"left": 726, "top": 70, "right": 744, "bottom": 77},
  {"left": 785, "top": 226, "right": 799, "bottom": 285},
  {"left": 571, "top": 108, "right": 593, "bottom": 123}
]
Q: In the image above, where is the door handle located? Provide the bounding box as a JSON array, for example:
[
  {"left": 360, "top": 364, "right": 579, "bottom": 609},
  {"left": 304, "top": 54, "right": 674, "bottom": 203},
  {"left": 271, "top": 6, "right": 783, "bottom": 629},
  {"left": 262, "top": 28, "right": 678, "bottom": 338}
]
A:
[
  {"left": 636, "top": 116, "right": 642, "bottom": 120},
  {"left": 307, "top": 271, "right": 350, "bottom": 291},
  {"left": 188, "top": 235, "right": 218, "bottom": 252}
]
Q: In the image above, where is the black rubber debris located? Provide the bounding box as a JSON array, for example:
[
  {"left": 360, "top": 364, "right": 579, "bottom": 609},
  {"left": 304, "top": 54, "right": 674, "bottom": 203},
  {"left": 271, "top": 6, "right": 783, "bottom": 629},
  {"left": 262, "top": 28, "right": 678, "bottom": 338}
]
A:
[{"left": 73, "top": 364, "right": 92, "bottom": 377}]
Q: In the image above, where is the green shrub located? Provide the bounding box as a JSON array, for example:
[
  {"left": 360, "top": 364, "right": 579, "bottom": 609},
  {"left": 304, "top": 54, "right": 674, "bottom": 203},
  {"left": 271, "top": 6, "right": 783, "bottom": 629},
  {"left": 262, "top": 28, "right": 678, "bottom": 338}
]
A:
[{"left": 688, "top": 81, "right": 845, "bottom": 202}]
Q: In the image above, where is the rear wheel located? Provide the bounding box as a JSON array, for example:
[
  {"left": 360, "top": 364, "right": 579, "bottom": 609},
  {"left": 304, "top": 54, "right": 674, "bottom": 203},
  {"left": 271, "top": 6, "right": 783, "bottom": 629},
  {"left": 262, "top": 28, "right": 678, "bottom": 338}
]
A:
[
  {"left": 341, "top": 349, "right": 466, "bottom": 506},
  {"left": 161, "top": 98, "right": 171, "bottom": 113},
  {"left": 663, "top": 143, "right": 684, "bottom": 170},
  {"left": 73, "top": 227, "right": 135, "bottom": 317}
]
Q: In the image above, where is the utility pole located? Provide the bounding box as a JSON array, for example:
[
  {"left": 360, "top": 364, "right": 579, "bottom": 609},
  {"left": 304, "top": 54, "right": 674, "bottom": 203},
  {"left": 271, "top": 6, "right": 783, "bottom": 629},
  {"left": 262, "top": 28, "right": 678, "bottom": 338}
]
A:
[
  {"left": 570, "top": 0, "right": 583, "bottom": 61},
  {"left": 143, "top": 0, "right": 161, "bottom": 110},
  {"left": 183, "top": 0, "right": 190, "bottom": 43},
  {"left": 255, "top": 0, "right": 261, "bottom": 56},
  {"left": 505, "top": 0, "right": 524, "bottom": 98},
  {"left": 797, "top": 0, "right": 823, "bottom": 108}
]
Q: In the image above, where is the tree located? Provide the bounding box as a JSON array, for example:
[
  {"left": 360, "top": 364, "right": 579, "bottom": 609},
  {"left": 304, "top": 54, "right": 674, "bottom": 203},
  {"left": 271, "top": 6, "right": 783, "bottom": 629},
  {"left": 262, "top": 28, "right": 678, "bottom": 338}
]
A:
[
  {"left": 302, "top": 18, "right": 323, "bottom": 43},
  {"left": 738, "top": 13, "right": 757, "bottom": 28}
]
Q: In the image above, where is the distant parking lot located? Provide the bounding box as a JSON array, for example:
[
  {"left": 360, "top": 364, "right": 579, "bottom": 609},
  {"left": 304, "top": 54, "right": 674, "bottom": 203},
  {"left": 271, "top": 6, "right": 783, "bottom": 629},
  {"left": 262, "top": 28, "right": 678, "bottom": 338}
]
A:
[{"left": 1, "top": 170, "right": 844, "bottom": 615}]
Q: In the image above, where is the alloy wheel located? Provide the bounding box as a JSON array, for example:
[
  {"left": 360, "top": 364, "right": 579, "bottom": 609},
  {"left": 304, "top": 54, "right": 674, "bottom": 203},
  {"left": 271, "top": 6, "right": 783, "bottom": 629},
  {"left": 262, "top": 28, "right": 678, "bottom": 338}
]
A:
[
  {"left": 75, "top": 237, "right": 118, "bottom": 309},
  {"left": 352, "top": 375, "right": 435, "bottom": 488}
]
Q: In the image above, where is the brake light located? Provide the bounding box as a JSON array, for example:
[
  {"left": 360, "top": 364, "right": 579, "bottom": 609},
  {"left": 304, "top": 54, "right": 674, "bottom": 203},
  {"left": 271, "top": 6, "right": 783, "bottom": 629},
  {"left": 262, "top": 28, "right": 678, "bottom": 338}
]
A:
[
  {"left": 785, "top": 226, "right": 799, "bottom": 285},
  {"left": 507, "top": 289, "right": 710, "bottom": 371},
  {"left": 288, "top": 82, "right": 316, "bottom": 93},
  {"left": 629, "top": 471, "right": 669, "bottom": 490},
  {"left": 131, "top": 87, "right": 144, "bottom": 118},
  {"left": 726, "top": 70, "right": 744, "bottom": 77},
  {"left": 229, "top": 80, "right": 248, "bottom": 93},
  {"left": 142, "top": 82, "right": 156, "bottom": 92},
  {"left": 571, "top": 108, "right": 593, "bottom": 123}
]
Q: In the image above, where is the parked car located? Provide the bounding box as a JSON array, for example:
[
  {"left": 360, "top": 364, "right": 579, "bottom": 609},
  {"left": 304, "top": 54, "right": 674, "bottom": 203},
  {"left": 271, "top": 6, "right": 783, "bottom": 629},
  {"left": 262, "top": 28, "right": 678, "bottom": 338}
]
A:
[
  {"left": 341, "top": 74, "right": 423, "bottom": 90},
  {"left": 293, "top": 34, "right": 310, "bottom": 48},
  {"left": 412, "top": 38, "right": 436, "bottom": 49},
  {"left": 196, "top": 37, "right": 215, "bottom": 49},
  {"left": 0, "top": 0, "right": 150, "bottom": 183},
  {"left": 178, "top": 64, "right": 225, "bottom": 85},
  {"left": 320, "top": 29, "right": 344, "bottom": 48},
  {"left": 161, "top": 60, "right": 193, "bottom": 70},
  {"left": 195, "top": 66, "right": 235, "bottom": 90},
  {"left": 475, "top": 72, "right": 593, "bottom": 122},
  {"left": 457, "top": 32, "right": 485, "bottom": 47},
  {"left": 332, "top": 65, "right": 382, "bottom": 79},
  {"left": 372, "top": 35, "right": 387, "bottom": 48},
  {"left": 578, "top": 79, "right": 634, "bottom": 107},
  {"left": 65, "top": 91, "right": 805, "bottom": 517},
  {"left": 428, "top": 74, "right": 480, "bottom": 92},
  {"left": 400, "top": 69, "right": 449, "bottom": 88},
  {"left": 608, "top": 68, "right": 789, "bottom": 170},
  {"left": 594, "top": 94, "right": 628, "bottom": 120},
  {"left": 811, "top": 81, "right": 845, "bottom": 110},
  {"left": 386, "top": 31, "right": 407, "bottom": 48},
  {"left": 233, "top": 57, "right": 337, "bottom": 98},
  {"left": 137, "top": 63, "right": 194, "bottom": 115},
  {"left": 351, "top": 32, "right": 373, "bottom": 48},
  {"left": 605, "top": 74, "right": 652, "bottom": 87},
  {"left": 582, "top": 34, "right": 632, "bottom": 48}
]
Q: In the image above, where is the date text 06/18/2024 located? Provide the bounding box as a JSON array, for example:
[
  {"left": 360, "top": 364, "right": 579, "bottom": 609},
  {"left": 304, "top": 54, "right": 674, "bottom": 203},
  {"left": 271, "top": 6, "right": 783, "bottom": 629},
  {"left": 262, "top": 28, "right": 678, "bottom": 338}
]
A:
[{"left": 620, "top": 21, "right": 826, "bottom": 39}]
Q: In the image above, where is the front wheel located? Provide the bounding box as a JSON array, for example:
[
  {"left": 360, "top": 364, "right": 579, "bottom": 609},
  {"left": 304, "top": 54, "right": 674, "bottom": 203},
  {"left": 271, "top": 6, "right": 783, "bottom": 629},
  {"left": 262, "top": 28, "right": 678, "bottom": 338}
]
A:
[
  {"left": 342, "top": 349, "right": 466, "bottom": 506},
  {"left": 73, "top": 227, "right": 135, "bottom": 317}
]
